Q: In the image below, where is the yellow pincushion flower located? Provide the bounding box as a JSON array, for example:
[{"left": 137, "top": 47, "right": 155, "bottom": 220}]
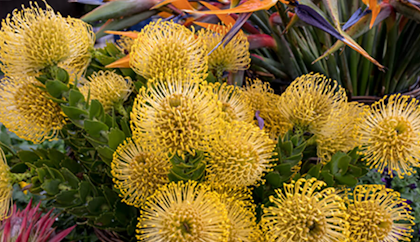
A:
[
  {"left": 130, "top": 20, "right": 207, "bottom": 79},
  {"left": 214, "top": 186, "right": 261, "bottom": 242},
  {"left": 0, "top": 2, "right": 95, "bottom": 77},
  {"left": 210, "top": 82, "right": 254, "bottom": 123},
  {"left": 278, "top": 73, "right": 347, "bottom": 134},
  {"left": 0, "top": 76, "right": 67, "bottom": 143},
  {"left": 345, "top": 185, "right": 414, "bottom": 241},
  {"left": 199, "top": 24, "right": 250, "bottom": 78},
  {"left": 130, "top": 70, "right": 220, "bottom": 156},
  {"left": 79, "top": 71, "right": 134, "bottom": 113},
  {"left": 0, "top": 148, "right": 12, "bottom": 220},
  {"left": 358, "top": 94, "right": 420, "bottom": 178},
  {"left": 316, "top": 101, "right": 366, "bottom": 163},
  {"left": 243, "top": 78, "right": 292, "bottom": 139},
  {"left": 137, "top": 181, "right": 230, "bottom": 242},
  {"left": 261, "top": 178, "right": 349, "bottom": 242},
  {"left": 206, "top": 121, "right": 276, "bottom": 187},
  {"left": 111, "top": 137, "right": 170, "bottom": 207}
]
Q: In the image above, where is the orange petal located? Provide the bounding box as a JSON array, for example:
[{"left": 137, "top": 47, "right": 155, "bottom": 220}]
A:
[
  {"left": 369, "top": 4, "right": 381, "bottom": 28},
  {"left": 104, "top": 31, "right": 139, "bottom": 39},
  {"left": 152, "top": 0, "right": 194, "bottom": 10},
  {"left": 106, "top": 55, "right": 131, "bottom": 68},
  {"left": 199, "top": 1, "right": 235, "bottom": 25},
  {"left": 186, "top": 0, "right": 277, "bottom": 14},
  {"left": 158, "top": 11, "right": 173, "bottom": 18},
  {"left": 193, "top": 21, "right": 226, "bottom": 33}
]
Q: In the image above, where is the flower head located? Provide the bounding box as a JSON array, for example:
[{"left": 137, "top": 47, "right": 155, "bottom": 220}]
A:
[
  {"left": 137, "top": 181, "right": 229, "bottom": 242},
  {"left": 213, "top": 185, "right": 261, "bottom": 242},
  {"left": 358, "top": 94, "right": 420, "bottom": 178},
  {"left": 206, "top": 121, "right": 276, "bottom": 187},
  {"left": 79, "top": 71, "right": 133, "bottom": 113},
  {"left": 130, "top": 20, "right": 207, "bottom": 79},
  {"left": 0, "top": 76, "right": 67, "bottom": 143},
  {"left": 243, "top": 79, "right": 292, "bottom": 139},
  {"left": 261, "top": 178, "right": 349, "bottom": 242},
  {"left": 130, "top": 70, "right": 220, "bottom": 156},
  {"left": 199, "top": 24, "right": 250, "bottom": 77},
  {"left": 0, "top": 2, "right": 94, "bottom": 77},
  {"left": 0, "top": 148, "right": 12, "bottom": 221},
  {"left": 316, "top": 101, "right": 366, "bottom": 163},
  {"left": 345, "top": 184, "right": 414, "bottom": 241},
  {"left": 111, "top": 137, "right": 170, "bottom": 207},
  {"left": 210, "top": 82, "right": 253, "bottom": 123},
  {"left": 278, "top": 73, "right": 347, "bottom": 134}
]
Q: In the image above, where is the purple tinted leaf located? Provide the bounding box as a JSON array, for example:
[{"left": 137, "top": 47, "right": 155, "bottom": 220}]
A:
[
  {"left": 343, "top": 8, "right": 370, "bottom": 30},
  {"left": 295, "top": 4, "right": 344, "bottom": 41},
  {"left": 49, "top": 225, "right": 76, "bottom": 242},
  {"left": 208, "top": 12, "right": 252, "bottom": 55},
  {"left": 255, "top": 110, "right": 264, "bottom": 130}
]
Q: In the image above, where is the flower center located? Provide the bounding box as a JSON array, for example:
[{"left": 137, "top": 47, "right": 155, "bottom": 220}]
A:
[{"left": 163, "top": 206, "right": 203, "bottom": 241}]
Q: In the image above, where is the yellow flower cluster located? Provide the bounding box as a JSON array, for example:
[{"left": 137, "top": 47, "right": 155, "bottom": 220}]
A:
[
  {"left": 261, "top": 178, "right": 414, "bottom": 242},
  {"left": 0, "top": 148, "right": 12, "bottom": 220},
  {"left": 137, "top": 181, "right": 260, "bottom": 242}
]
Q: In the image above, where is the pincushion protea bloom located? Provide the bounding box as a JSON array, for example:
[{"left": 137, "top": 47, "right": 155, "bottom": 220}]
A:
[
  {"left": 0, "top": 2, "right": 94, "bottom": 77},
  {"left": 116, "top": 31, "right": 139, "bottom": 54},
  {"left": 345, "top": 185, "right": 414, "bottom": 241},
  {"left": 0, "top": 148, "right": 12, "bottom": 221},
  {"left": 316, "top": 101, "right": 366, "bottom": 163},
  {"left": 199, "top": 24, "right": 250, "bottom": 78},
  {"left": 111, "top": 137, "right": 170, "bottom": 207},
  {"left": 209, "top": 82, "right": 254, "bottom": 123},
  {"left": 0, "top": 76, "right": 67, "bottom": 143},
  {"left": 358, "top": 94, "right": 420, "bottom": 178},
  {"left": 130, "top": 19, "right": 207, "bottom": 79},
  {"left": 79, "top": 71, "right": 134, "bottom": 113},
  {"left": 206, "top": 120, "right": 276, "bottom": 187},
  {"left": 278, "top": 73, "right": 347, "bottom": 135},
  {"left": 137, "top": 181, "right": 229, "bottom": 242},
  {"left": 0, "top": 200, "right": 75, "bottom": 242},
  {"left": 243, "top": 78, "right": 292, "bottom": 139},
  {"left": 130, "top": 70, "right": 220, "bottom": 156},
  {"left": 261, "top": 178, "right": 349, "bottom": 242}
]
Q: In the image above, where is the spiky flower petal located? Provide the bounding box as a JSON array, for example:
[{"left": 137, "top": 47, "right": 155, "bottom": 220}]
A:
[
  {"left": 199, "top": 24, "right": 250, "bottom": 77},
  {"left": 345, "top": 185, "right": 414, "bottom": 241},
  {"left": 243, "top": 78, "right": 292, "bottom": 139},
  {"left": 79, "top": 71, "right": 133, "bottom": 113},
  {"left": 206, "top": 121, "right": 276, "bottom": 187},
  {"left": 278, "top": 73, "right": 347, "bottom": 134},
  {"left": 130, "top": 70, "right": 220, "bottom": 156},
  {"left": 0, "top": 2, "right": 94, "bottom": 76},
  {"left": 0, "top": 76, "right": 67, "bottom": 143},
  {"left": 210, "top": 82, "right": 254, "bottom": 123},
  {"left": 111, "top": 137, "right": 170, "bottom": 207},
  {"left": 130, "top": 20, "right": 207, "bottom": 79},
  {"left": 358, "top": 94, "right": 420, "bottom": 178},
  {"left": 261, "top": 178, "right": 349, "bottom": 242},
  {"left": 137, "top": 181, "right": 229, "bottom": 242},
  {"left": 0, "top": 148, "right": 12, "bottom": 221},
  {"left": 316, "top": 101, "right": 366, "bottom": 163}
]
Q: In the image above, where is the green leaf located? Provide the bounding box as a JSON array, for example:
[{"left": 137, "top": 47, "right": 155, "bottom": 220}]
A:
[
  {"left": 17, "top": 151, "right": 39, "bottom": 163},
  {"left": 105, "top": 42, "right": 122, "bottom": 57},
  {"left": 36, "top": 167, "right": 48, "bottom": 183},
  {"left": 68, "top": 89, "right": 85, "bottom": 106},
  {"left": 331, "top": 152, "right": 351, "bottom": 176},
  {"left": 335, "top": 174, "right": 358, "bottom": 186},
  {"left": 115, "top": 201, "right": 138, "bottom": 225},
  {"left": 47, "top": 149, "right": 65, "bottom": 162},
  {"left": 265, "top": 172, "right": 282, "bottom": 188},
  {"left": 9, "top": 163, "right": 28, "bottom": 173},
  {"left": 320, "top": 170, "right": 335, "bottom": 186},
  {"left": 120, "top": 117, "right": 132, "bottom": 137},
  {"left": 95, "top": 212, "right": 115, "bottom": 227},
  {"left": 60, "top": 158, "right": 83, "bottom": 174},
  {"left": 61, "top": 106, "right": 88, "bottom": 121},
  {"left": 273, "top": 163, "right": 292, "bottom": 175},
  {"left": 89, "top": 99, "right": 104, "bottom": 120},
  {"left": 41, "top": 179, "right": 61, "bottom": 195},
  {"left": 87, "top": 197, "right": 108, "bottom": 215},
  {"left": 307, "top": 164, "right": 321, "bottom": 178},
  {"left": 279, "top": 141, "right": 293, "bottom": 156},
  {"left": 108, "top": 128, "right": 126, "bottom": 150},
  {"left": 61, "top": 167, "right": 80, "bottom": 189},
  {"left": 102, "top": 185, "right": 119, "bottom": 206},
  {"left": 84, "top": 120, "right": 109, "bottom": 138},
  {"left": 96, "top": 146, "right": 114, "bottom": 162},
  {"left": 79, "top": 181, "right": 91, "bottom": 203},
  {"left": 45, "top": 80, "right": 69, "bottom": 99},
  {"left": 55, "top": 190, "right": 80, "bottom": 207}
]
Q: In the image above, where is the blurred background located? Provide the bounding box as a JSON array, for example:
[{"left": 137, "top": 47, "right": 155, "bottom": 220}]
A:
[{"left": 0, "top": 0, "right": 87, "bottom": 19}]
